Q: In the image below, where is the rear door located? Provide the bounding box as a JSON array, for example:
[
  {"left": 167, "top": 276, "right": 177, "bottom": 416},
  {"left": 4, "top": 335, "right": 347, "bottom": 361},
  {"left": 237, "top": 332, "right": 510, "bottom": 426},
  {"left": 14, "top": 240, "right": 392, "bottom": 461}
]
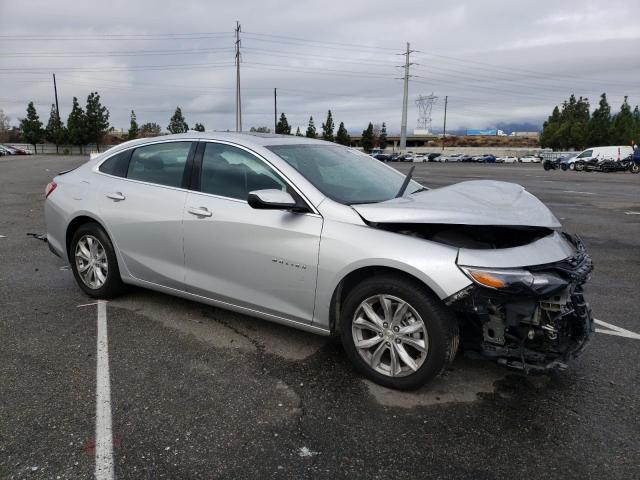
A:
[
  {"left": 182, "top": 141, "right": 323, "bottom": 324},
  {"left": 97, "top": 140, "right": 195, "bottom": 289}
]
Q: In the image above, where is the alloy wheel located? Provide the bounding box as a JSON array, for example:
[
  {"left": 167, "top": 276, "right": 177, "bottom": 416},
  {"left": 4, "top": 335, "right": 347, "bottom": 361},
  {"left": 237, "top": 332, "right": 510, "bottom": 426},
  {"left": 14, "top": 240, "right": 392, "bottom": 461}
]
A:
[
  {"left": 351, "top": 295, "right": 429, "bottom": 377},
  {"left": 75, "top": 235, "right": 108, "bottom": 289}
]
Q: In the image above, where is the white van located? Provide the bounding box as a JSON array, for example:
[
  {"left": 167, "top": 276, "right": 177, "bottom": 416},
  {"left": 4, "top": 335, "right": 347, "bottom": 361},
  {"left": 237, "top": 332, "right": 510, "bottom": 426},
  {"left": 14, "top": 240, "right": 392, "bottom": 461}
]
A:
[{"left": 567, "top": 146, "right": 633, "bottom": 170}]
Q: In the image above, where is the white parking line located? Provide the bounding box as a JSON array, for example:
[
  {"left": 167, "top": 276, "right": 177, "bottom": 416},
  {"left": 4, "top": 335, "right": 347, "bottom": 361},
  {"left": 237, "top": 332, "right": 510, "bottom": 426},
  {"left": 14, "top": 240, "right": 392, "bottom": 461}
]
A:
[
  {"left": 562, "top": 190, "right": 595, "bottom": 195},
  {"left": 624, "top": 211, "right": 640, "bottom": 215},
  {"left": 594, "top": 319, "right": 640, "bottom": 340},
  {"left": 0, "top": 234, "right": 5, "bottom": 238},
  {"left": 95, "top": 301, "right": 115, "bottom": 480}
]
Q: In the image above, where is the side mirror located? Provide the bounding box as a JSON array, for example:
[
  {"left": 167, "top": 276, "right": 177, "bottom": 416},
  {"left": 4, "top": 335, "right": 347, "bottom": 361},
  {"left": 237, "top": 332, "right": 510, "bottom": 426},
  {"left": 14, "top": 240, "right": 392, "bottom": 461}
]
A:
[{"left": 247, "top": 189, "right": 297, "bottom": 210}]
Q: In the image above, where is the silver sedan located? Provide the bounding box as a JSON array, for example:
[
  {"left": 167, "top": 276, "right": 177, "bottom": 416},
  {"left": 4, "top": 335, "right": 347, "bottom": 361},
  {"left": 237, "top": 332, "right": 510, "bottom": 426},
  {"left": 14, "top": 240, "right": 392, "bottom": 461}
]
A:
[{"left": 45, "top": 132, "right": 593, "bottom": 389}]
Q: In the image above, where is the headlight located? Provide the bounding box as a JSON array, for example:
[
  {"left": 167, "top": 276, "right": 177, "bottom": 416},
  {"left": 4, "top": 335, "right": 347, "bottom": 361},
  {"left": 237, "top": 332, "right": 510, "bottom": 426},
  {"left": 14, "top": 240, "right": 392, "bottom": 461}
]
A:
[{"left": 458, "top": 266, "right": 568, "bottom": 295}]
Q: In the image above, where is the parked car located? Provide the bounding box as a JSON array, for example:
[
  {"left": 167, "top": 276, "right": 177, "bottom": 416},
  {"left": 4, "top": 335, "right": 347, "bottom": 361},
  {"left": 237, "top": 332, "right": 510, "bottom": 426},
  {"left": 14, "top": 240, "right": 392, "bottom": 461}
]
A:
[
  {"left": 427, "top": 153, "right": 442, "bottom": 162},
  {"left": 519, "top": 155, "right": 542, "bottom": 163},
  {"left": 8, "top": 145, "right": 31, "bottom": 155},
  {"left": 573, "top": 146, "right": 634, "bottom": 171},
  {"left": 44, "top": 132, "right": 595, "bottom": 389},
  {"left": 373, "top": 153, "right": 392, "bottom": 162},
  {"left": 631, "top": 148, "right": 640, "bottom": 173},
  {"left": 471, "top": 155, "right": 485, "bottom": 162},
  {"left": 560, "top": 155, "right": 577, "bottom": 171},
  {"left": 0, "top": 145, "right": 17, "bottom": 155},
  {"left": 543, "top": 156, "right": 567, "bottom": 171},
  {"left": 413, "top": 154, "right": 427, "bottom": 162},
  {"left": 496, "top": 156, "right": 518, "bottom": 164},
  {"left": 481, "top": 154, "right": 496, "bottom": 163},
  {"left": 438, "top": 153, "right": 465, "bottom": 162}
]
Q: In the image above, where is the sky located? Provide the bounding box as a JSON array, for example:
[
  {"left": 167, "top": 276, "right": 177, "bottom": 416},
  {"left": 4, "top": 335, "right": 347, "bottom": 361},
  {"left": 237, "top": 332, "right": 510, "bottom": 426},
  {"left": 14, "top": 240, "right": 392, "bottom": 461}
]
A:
[{"left": 1, "top": 0, "right": 639, "bottom": 135}]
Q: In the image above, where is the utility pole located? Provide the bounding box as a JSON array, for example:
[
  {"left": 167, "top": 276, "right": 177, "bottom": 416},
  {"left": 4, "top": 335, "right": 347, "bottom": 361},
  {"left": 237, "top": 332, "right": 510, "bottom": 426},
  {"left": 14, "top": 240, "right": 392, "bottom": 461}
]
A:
[
  {"left": 52, "top": 73, "right": 60, "bottom": 121},
  {"left": 399, "top": 42, "right": 414, "bottom": 152},
  {"left": 442, "top": 95, "right": 448, "bottom": 151},
  {"left": 234, "top": 21, "right": 242, "bottom": 132},
  {"left": 274, "top": 88, "right": 277, "bottom": 132},
  {"left": 52, "top": 73, "right": 61, "bottom": 154}
]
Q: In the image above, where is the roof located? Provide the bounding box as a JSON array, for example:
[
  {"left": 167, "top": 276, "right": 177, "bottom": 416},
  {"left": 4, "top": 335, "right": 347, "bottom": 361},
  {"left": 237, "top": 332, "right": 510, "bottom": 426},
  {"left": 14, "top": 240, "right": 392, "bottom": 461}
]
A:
[{"left": 107, "top": 131, "right": 329, "bottom": 155}]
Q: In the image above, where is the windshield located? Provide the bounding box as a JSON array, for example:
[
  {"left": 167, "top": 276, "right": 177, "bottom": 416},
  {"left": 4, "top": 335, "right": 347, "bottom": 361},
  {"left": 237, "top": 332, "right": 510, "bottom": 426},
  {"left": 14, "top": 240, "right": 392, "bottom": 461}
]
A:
[{"left": 267, "top": 144, "right": 422, "bottom": 204}]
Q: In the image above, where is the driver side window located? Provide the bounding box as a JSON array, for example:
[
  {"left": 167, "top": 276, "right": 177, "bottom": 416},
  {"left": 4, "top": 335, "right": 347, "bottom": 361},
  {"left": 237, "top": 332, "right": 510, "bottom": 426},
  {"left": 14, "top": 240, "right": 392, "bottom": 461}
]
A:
[{"left": 200, "top": 143, "right": 287, "bottom": 200}]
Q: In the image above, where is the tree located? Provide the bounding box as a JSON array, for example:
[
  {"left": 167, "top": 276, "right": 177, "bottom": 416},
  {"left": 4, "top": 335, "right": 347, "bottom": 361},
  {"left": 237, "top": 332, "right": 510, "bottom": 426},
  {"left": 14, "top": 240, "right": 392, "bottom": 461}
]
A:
[
  {"left": 540, "top": 106, "right": 562, "bottom": 149},
  {"left": 67, "top": 97, "right": 87, "bottom": 153},
  {"left": 194, "top": 122, "right": 205, "bottom": 132},
  {"left": 361, "top": 122, "right": 374, "bottom": 152},
  {"left": 305, "top": 116, "right": 317, "bottom": 138},
  {"left": 372, "top": 124, "right": 381, "bottom": 147},
  {"left": 295, "top": 126, "right": 303, "bottom": 136},
  {"left": 335, "top": 122, "right": 350, "bottom": 145},
  {"left": 167, "top": 107, "right": 188, "bottom": 134},
  {"left": 139, "top": 122, "right": 162, "bottom": 137},
  {"left": 0, "top": 108, "right": 10, "bottom": 142},
  {"left": 128, "top": 110, "right": 139, "bottom": 140},
  {"left": 20, "top": 102, "right": 43, "bottom": 153},
  {"left": 588, "top": 93, "right": 612, "bottom": 147},
  {"left": 275, "top": 112, "right": 291, "bottom": 134},
  {"left": 85, "top": 92, "right": 110, "bottom": 151},
  {"left": 379, "top": 122, "right": 388, "bottom": 149},
  {"left": 45, "top": 104, "right": 65, "bottom": 153},
  {"left": 250, "top": 126, "right": 271, "bottom": 133},
  {"left": 611, "top": 96, "right": 635, "bottom": 146},
  {"left": 321, "top": 110, "right": 334, "bottom": 141}
]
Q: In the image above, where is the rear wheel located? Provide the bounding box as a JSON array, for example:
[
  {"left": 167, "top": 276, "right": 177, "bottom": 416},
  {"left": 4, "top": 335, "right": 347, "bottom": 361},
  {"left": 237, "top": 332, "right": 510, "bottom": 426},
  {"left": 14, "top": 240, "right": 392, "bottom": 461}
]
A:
[
  {"left": 631, "top": 163, "right": 640, "bottom": 174},
  {"left": 340, "top": 275, "right": 459, "bottom": 390},
  {"left": 70, "top": 222, "right": 124, "bottom": 299},
  {"left": 575, "top": 162, "right": 585, "bottom": 171}
]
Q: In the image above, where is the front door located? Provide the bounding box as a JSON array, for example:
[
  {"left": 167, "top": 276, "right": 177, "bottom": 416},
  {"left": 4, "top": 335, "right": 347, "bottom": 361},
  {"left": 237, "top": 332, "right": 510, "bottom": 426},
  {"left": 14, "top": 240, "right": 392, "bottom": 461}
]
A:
[{"left": 182, "top": 141, "right": 322, "bottom": 324}]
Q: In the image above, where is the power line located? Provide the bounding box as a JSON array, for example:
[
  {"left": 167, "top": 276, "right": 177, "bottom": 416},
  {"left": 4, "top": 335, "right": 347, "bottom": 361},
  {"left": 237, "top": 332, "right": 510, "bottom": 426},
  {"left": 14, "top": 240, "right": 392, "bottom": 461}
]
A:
[
  {"left": 242, "top": 31, "right": 398, "bottom": 52},
  {"left": 0, "top": 47, "right": 234, "bottom": 58}
]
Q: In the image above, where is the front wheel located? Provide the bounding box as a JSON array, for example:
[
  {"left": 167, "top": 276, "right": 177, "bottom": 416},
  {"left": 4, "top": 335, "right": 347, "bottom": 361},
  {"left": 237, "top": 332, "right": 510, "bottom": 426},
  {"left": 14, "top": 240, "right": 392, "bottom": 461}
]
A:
[
  {"left": 339, "top": 275, "right": 459, "bottom": 390},
  {"left": 630, "top": 163, "right": 640, "bottom": 174}
]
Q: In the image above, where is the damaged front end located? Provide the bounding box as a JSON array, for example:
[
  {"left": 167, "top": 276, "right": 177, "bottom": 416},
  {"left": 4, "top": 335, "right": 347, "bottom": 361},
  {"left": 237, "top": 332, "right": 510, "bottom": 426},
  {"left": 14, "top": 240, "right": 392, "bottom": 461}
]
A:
[{"left": 447, "top": 234, "right": 594, "bottom": 373}]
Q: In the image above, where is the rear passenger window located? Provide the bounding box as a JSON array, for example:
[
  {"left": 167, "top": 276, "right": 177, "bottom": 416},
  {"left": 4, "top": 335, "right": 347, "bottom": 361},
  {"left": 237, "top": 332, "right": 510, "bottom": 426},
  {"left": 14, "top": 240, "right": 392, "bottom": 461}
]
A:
[
  {"left": 127, "top": 142, "right": 191, "bottom": 187},
  {"left": 200, "top": 143, "right": 287, "bottom": 200},
  {"left": 99, "top": 150, "right": 131, "bottom": 177}
]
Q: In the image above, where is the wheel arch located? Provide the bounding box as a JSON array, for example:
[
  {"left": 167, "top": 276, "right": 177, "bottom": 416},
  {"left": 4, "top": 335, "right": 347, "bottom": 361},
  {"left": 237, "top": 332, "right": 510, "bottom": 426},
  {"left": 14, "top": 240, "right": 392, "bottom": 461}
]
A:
[
  {"left": 328, "top": 265, "right": 441, "bottom": 333},
  {"left": 65, "top": 214, "right": 110, "bottom": 262}
]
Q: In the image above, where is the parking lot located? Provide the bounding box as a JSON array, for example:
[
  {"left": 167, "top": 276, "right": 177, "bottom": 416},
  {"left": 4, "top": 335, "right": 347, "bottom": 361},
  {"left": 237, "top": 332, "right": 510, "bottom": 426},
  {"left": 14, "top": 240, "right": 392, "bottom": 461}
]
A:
[{"left": 1, "top": 155, "right": 639, "bottom": 479}]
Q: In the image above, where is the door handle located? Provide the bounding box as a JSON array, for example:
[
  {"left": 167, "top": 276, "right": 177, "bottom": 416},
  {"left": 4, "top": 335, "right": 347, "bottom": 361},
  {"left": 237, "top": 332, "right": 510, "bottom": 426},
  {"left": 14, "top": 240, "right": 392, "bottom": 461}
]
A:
[
  {"left": 106, "top": 192, "right": 126, "bottom": 201},
  {"left": 187, "top": 206, "right": 213, "bottom": 217}
]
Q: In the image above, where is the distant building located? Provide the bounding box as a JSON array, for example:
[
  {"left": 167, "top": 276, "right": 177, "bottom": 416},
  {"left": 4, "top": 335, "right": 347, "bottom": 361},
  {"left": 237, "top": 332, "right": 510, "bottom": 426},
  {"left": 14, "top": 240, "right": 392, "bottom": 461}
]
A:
[
  {"left": 510, "top": 131, "right": 540, "bottom": 138},
  {"left": 466, "top": 129, "right": 497, "bottom": 136}
]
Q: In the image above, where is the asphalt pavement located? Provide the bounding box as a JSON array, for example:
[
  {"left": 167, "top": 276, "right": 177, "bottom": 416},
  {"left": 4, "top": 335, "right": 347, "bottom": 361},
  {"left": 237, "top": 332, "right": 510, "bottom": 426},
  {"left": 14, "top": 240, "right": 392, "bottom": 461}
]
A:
[{"left": 1, "top": 155, "right": 639, "bottom": 479}]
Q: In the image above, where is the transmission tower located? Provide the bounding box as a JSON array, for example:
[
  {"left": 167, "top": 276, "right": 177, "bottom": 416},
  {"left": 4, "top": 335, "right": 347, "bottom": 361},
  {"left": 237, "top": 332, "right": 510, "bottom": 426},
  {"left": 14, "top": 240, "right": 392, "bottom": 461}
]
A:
[{"left": 415, "top": 93, "right": 437, "bottom": 134}]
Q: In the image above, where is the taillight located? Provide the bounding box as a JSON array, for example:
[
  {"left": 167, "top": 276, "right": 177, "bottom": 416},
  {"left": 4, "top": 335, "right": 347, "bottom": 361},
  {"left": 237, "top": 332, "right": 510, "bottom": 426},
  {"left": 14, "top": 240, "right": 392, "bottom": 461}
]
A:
[{"left": 45, "top": 181, "right": 57, "bottom": 199}]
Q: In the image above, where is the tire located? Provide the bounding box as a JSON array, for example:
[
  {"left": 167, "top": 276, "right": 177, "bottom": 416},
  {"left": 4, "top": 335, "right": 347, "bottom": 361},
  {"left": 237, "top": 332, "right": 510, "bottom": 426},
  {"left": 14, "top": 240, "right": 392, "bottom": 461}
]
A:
[
  {"left": 70, "top": 222, "right": 125, "bottom": 299},
  {"left": 569, "top": 163, "right": 575, "bottom": 170},
  {"left": 575, "top": 162, "right": 584, "bottom": 172},
  {"left": 630, "top": 163, "right": 640, "bottom": 174},
  {"left": 339, "top": 275, "right": 459, "bottom": 390},
  {"left": 543, "top": 163, "right": 551, "bottom": 171}
]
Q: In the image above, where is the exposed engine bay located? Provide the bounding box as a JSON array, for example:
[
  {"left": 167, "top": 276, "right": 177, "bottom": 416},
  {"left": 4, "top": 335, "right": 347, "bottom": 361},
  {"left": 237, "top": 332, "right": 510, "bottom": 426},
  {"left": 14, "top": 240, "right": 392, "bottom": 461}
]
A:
[
  {"left": 370, "top": 220, "right": 594, "bottom": 373},
  {"left": 448, "top": 233, "right": 593, "bottom": 373}
]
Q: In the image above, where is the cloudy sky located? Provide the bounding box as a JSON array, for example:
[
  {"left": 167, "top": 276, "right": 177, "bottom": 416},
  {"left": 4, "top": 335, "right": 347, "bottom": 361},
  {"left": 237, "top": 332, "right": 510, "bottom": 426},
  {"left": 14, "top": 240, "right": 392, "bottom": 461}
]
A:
[{"left": 1, "top": 0, "right": 639, "bottom": 134}]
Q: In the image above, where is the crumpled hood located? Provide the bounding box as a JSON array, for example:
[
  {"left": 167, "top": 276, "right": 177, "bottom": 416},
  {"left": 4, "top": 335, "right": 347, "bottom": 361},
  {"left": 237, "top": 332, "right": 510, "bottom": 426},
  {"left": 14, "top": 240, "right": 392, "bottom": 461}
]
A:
[{"left": 352, "top": 180, "right": 561, "bottom": 228}]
